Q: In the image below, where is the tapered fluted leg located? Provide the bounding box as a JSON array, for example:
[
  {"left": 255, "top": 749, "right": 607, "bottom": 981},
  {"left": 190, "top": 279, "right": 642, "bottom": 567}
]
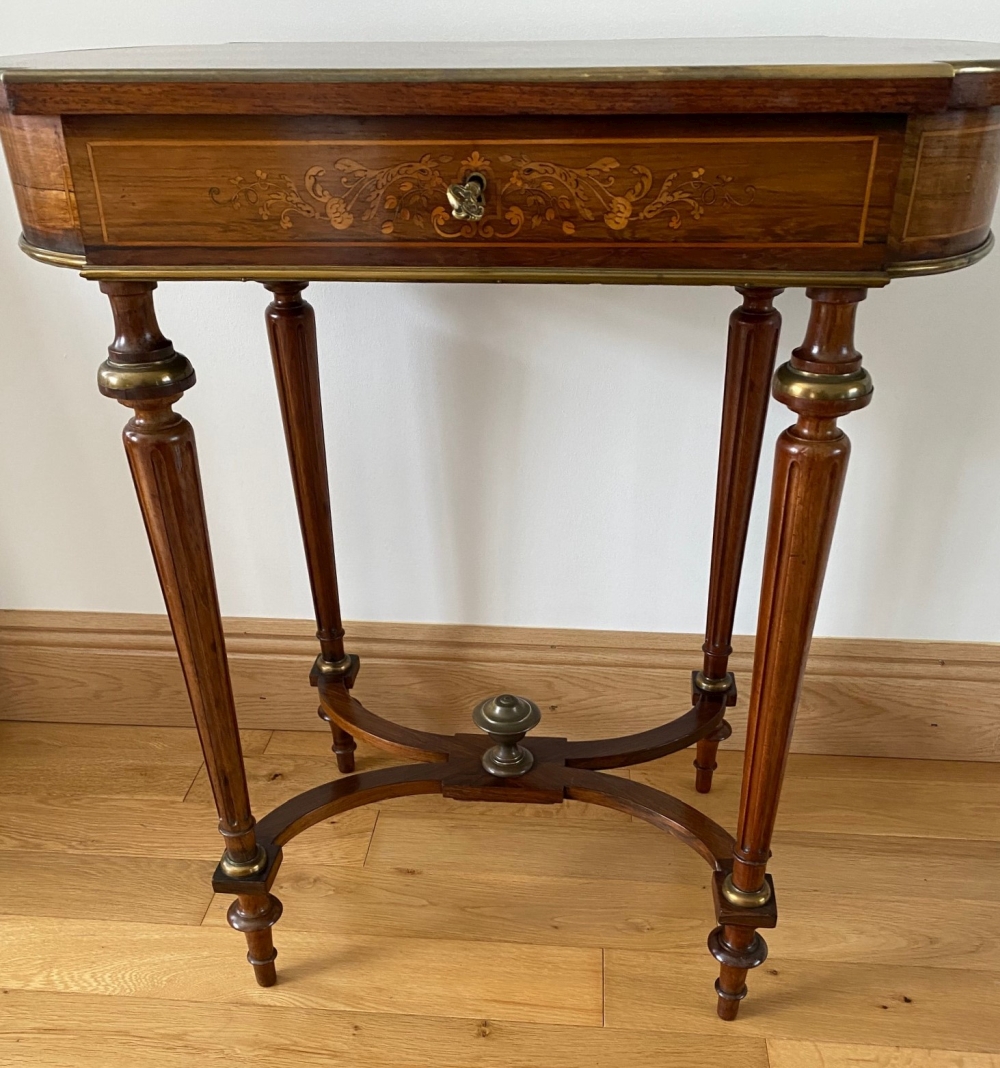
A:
[
  {"left": 99, "top": 280, "right": 277, "bottom": 985},
  {"left": 265, "top": 281, "right": 357, "bottom": 773},
  {"left": 695, "top": 287, "right": 783, "bottom": 791},
  {"left": 712, "top": 287, "right": 873, "bottom": 1018}
]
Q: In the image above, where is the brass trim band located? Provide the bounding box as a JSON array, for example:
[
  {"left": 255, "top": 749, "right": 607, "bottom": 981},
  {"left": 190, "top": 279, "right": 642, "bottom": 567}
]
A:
[
  {"left": 17, "top": 232, "right": 995, "bottom": 286},
  {"left": 693, "top": 670, "right": 735, "bottom": 694},
  {"left": 219, "top": 843, "right": 268, "bottom": 878},
  {"left": 311, "top": 653, "right": 356, "bottom": 679},
  {"left": 97, "top": 352, "right": 196, "bottom": 398},
  {"left": 720, "top": 872, "right": 773, "bottom": 909},
  {"left": 772, "top": 363, "right": 874, "bottom": 407},
  {"left": 1, "top": 61, "right": 977, "bottom": 86}
]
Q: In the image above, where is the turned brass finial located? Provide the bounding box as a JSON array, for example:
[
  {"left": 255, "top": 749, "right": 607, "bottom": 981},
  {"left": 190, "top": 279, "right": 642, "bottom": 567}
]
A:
[{"left": 472, "top": 693, "right": 541, "bottom": 777}]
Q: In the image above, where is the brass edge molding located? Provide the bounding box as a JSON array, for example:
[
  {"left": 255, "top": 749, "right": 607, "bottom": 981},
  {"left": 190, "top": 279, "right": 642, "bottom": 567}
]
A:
[
  {"left": 79, "top": 265, "right": 893, "bottom": 286},
  {"left": 17, "top": 235, "right": 85, "bottom": 268},
  {"left": 887, "top": 231, "right": 995, "bottom": 276},
  {"left": 0, "top": 62, "right": 962, "bottom": 86},
  {"left": 17, "top": 232, "right": 994, "bottom": 285}
]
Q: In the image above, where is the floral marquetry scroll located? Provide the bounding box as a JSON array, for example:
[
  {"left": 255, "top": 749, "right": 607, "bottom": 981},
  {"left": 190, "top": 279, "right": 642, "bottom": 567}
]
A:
[
  {"left": 72, "top": 127, "right": 888, "bottom": 254},
  {"left": 212, "top": 155, "right": 451, "bottom": 235},
  {"left": 211, "top": 149, "right": 756, "bottom": 242}
]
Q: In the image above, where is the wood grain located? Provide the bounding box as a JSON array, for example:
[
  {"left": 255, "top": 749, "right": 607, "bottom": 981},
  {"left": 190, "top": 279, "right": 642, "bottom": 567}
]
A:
[
  {"left": 64, "top": 115, "right": 896, "bottom": 253},
  {"left": 2, "top": 610, "right": 996, "bottom": 760},
  {"left": 200, "top": 856, "right": 1000, "bottom": 969},
  {"left": 603, "top": 950, "right": 1000, "bottom": 1052},
  {"left": 0, "top": 749, "right": 201, "bottom": 800},
  {"left": 891, "top": 106, "right": 1000, "bottom": 261},
  {"left": 2, "top": 915, "right": 603, "bottom": 1025},
  {"left": 0, "top": 110, "right": 81, "bottom": 251},
  {"left": 364, "top": 812, "right": 1000, "bottom": 902},
  {"left": 2, "top": 721, "right": 998, "bottom": 1060},
  {"left": 0, "top": 990, "right": 769, "bottom": 1068},
  {"left": 631, "top": 751, "right": 1000, "bottom": 840},
  {"left": 767, "top": 1040, "right": 1000, "bottom": 1067},
  {"left": 0, "top": 851, "right": 214, "bottom": 924}
]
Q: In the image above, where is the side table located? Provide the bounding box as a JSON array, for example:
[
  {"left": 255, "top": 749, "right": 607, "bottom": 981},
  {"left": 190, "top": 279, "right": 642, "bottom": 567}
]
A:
[{"left": 3, "top": 38, "right": 998, "bottom": 1019}]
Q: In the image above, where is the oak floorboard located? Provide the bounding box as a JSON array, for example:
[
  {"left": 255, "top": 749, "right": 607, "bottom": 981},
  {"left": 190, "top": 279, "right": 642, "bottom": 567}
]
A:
[
  {"left": 693, "top": 748, "right": 1000, "bottom": 785},
  {"left": 0, "top": 990, "right": 769, "bottom": 1068},
  {"left": 0, "top": 794, "right": 376, "bottom": 865},
  {"left": 0, "top": 753, "right": 201, "bottom": 801},
  {"left": 632, "top": 752, "right": 1000, "bottom": 840},
  {"left": 0, "top": 721, "right": 271, "bottom": 757},
  {"left": 3, "top": 915, "right": 602, "bottom": 1025},
  {"left": 604, "top": 950, "right": 1000, "bottom": 1053},
  {"left": 0, "top": 850, "right": 214, "bottom": 924},
  {"left": 767, "top": 1039, "right": 1000, "bottom": 1067},
  {"left": 184, "top": 751, "right": 402, "bottom": 810},
  {"left": 5, "top": 720, "right": 999, "bottom": 1060},
  {"left": 363, "top": 813, "right": 1000, "bottom": 901},
  {"left": 200, "top": 860, "right": 1000, "bottom": 969},
  {"left": 201, "top": 867, "right": 715, "bottom": 949}
]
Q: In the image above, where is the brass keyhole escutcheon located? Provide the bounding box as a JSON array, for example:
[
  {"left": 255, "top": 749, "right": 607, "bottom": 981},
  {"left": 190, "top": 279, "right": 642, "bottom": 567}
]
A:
[{"left": 446, "top": 172, "right": 487, "bottom": 221}]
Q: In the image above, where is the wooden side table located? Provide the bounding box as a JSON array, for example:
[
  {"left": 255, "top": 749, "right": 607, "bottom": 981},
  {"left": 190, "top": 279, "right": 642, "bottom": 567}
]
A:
[{"left": 3, "top": 38, "right": 999, "bottom": 1020}]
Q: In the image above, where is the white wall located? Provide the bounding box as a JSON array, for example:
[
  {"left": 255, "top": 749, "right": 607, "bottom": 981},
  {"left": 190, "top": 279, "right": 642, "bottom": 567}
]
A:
[{"left": 1, "top": 3, "right": 999, "bottom": 642}]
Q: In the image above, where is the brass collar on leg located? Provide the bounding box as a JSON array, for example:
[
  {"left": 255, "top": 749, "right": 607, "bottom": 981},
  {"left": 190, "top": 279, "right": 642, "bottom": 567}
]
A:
[
  {"left": 720, "top": 872, "right": 773, "bottom": 909},
  {"left": 219, "top": 843, "right": 269, "bottom": 878}
]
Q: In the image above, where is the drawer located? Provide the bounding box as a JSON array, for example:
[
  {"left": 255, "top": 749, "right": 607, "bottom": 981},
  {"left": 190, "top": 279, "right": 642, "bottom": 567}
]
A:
[{"left": 62, "top": 114, "right": 906, "bottom": 273}]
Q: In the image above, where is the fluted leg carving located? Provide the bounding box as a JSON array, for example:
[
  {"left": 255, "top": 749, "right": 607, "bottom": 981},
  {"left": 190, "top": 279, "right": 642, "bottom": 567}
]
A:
[
  {"left": 695, "top": 287, "right": 782, "bottom": 792},
  {"left": 265, "top": 281, "right": 357, "bottom": 772},
  {"left": 714, "top": 287, "right": 873, "bottom": 1019},
  {"left": 99, "top": 280, "right": 276, "bottom": 984}
]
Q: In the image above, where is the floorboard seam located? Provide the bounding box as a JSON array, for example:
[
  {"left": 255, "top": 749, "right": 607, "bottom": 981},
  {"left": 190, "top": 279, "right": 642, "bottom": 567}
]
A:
[
  {"left": 180, "top": 764, "right": 203, "bottom": 804},
  {"left": 362, "top": 810, "right": 380, "bottom": 868},
  {"left": 601, "top": 948, "right": 606, "bottom": 1027}
]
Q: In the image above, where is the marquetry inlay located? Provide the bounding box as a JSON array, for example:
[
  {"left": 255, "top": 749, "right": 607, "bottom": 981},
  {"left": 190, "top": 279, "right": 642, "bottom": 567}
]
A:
[
  {"left": 902, "top": 119, "right": 1000, "bottom": 241},
  {"left": 79, "top": 135, "right": 882, "bottom": 249}
]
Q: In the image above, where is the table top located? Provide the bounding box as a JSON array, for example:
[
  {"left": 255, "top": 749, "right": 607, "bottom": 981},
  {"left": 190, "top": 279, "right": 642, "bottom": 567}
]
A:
[
  {"left": 3, "top": 38, "right": 1000, "bottom": 116},
  {"left": 3, "top": 38, "right": 999, "bottom": 286},
  {"left": 2, "top": 38, "right": 1000, "bottom": 80}
]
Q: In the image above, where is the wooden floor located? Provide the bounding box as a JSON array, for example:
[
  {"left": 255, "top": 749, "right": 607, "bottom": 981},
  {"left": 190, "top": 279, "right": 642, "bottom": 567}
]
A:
[{"left": 1, "top": 719, "right": 998, "bottom": 1067}]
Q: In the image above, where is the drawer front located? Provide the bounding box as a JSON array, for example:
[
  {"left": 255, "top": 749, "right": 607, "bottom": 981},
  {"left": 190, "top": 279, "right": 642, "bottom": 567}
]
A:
[{"left": 63, "top": 115, "right": 905, "bottom": 272}]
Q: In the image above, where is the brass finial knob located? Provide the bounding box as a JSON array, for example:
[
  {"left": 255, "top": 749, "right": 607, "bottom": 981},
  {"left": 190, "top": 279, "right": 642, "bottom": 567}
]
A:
[{"left": 472, "top": 693, "right": 541, "bottom": 777}]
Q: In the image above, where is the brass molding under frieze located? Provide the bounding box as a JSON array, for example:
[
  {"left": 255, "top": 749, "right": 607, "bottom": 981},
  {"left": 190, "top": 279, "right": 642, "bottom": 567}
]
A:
[
  {"left": 17, "top": 231, "right": 994, "bottom": 286},
  {"left": 0, "top": 60, "right": 968, "bottom": 87},
  {"left": 17, "top": 236, "right": 87, "bottom": 269},
  {"left": 886, "top": 231, "right": 995, "bottom": 276}
]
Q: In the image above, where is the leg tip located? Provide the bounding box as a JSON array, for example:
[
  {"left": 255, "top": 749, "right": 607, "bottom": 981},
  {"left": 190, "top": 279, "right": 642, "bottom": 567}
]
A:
[
  {"left": 714, "top": 977, "right": 747, "bottom": 1021},
  {"left": 252, "top": 961, "right": 277, "bottom": 987},
  {"left": 335, "top": 750, "right": 356, "bottom": 774},
  {"left": 716, "top": 995, "right": 741, "bottom": 1021},
  {"left": 693, "top": 760, "right": 715, "bottom": 793}
]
